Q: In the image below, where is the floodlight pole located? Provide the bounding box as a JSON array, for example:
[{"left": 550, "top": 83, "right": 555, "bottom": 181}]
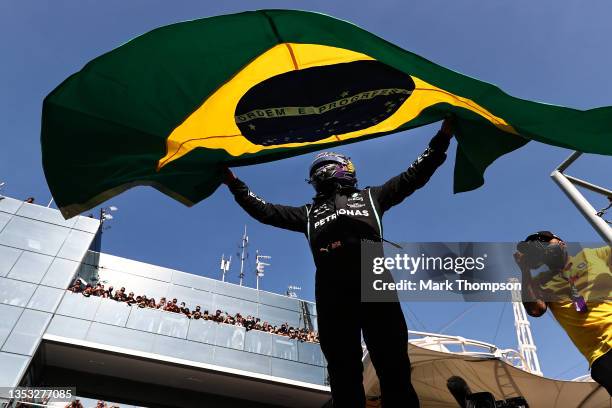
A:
[{"left": 551, "top": 151, "right": 612, "bottom": 244}]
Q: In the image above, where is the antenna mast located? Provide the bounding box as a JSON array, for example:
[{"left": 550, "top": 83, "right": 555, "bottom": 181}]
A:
[
  {"left": 220, "top": 254, "right": 231, "bottom": 282},
  {"left": 239, "top": 225, "right": 248, "bottom": 286},
  {"left": 286, "top": 285, "right": 301, "bottom": 298}
]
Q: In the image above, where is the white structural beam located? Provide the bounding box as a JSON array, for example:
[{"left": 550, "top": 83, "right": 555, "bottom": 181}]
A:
[{"left": 551, "top": 151, "right": 612, "bottom": 244}]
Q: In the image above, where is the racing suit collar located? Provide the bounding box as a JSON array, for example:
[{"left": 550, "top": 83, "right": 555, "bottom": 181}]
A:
[{"left": 313, "top": 182, "right": 358, "bottom": 200}]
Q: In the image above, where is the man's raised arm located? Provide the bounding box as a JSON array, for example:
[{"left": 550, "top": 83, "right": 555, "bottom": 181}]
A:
[
  {"left": 223, "top": 168, "right": 308, "bottom": 233},
  {"left": 371, "top": 118, "right": 454, "bottom": 213}
]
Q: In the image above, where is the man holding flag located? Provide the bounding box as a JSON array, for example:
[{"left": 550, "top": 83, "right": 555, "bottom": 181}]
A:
[{"left": 223, "top": 119, "right": 454, "bottom": 407}]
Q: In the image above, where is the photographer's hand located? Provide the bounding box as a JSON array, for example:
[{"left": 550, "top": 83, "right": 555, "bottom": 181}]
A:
[{"left": 514, "top": 251, "right": 547, "bottom": 317}]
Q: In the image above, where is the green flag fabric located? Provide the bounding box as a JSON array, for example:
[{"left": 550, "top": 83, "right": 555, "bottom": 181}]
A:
[{"left": 41, "top": 9, "right": 612, "bottom": 218}]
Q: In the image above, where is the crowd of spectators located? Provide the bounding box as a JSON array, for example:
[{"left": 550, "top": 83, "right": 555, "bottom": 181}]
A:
[
  {"left": 64, "top": 399, "right": 119, "bottom": 408},
  {"left": 64, "top": 400, "right": 120, "bottom": 408},
  {"left": 68, "top": 279, "right": 319, "bottom": 343}
]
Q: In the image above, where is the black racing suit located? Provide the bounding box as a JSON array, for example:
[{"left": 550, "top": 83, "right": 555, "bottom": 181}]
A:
[{"left": 227, "top": 132, "right": 449, "bottom": 408}]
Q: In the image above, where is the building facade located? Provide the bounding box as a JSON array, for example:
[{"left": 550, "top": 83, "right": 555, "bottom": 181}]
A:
[{"left": 0, "top": 196, "right": 330, "bottom": 407}]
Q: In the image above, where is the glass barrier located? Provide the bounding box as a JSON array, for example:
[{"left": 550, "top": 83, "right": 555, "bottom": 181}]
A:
[
  {"left": 126, "top": 306, "right": 161, "bottom": 333},
  {"left": 244, "top": 329, "right": 273, "bottom": 356},
  {"left": 94, "top": 298, "right": 132, "bottom": 326},
  {"left": 186, "top": 318, "right": 217, "bottom": 344},
  {"left": 298, "top": 341, "right": 325, "bottom": 366},
  {"left": 214, "top": 324, "right": 245, "bottom": 350},
  {"left": 56, "top": 291, "right": 101, "bottom": 321},
  {"left": 45, "top": 292, "right": 328, "bottom": 385},
  {"left": 272, "top": 336, "right": 298, "bottom": 361},
  {"left": 157, "top": 311, "right": 189, "bottom": 338}
]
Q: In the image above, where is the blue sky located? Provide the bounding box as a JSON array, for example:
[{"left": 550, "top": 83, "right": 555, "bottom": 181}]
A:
[{"left": 1, "top": 0, "right": 611, "bottom": 380}]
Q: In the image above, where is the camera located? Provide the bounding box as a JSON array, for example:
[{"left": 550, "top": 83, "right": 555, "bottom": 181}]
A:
[
  {"left": 448, "top": 376, "right": 529, "bottom": 408},
  {"left": 516, "top": 240, "right": 566, "bottom": 271}
]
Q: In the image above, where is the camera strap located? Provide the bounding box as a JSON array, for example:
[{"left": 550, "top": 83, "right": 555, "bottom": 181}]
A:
[{"left": 560, "top": 266, "right": 588, "bottom": 313}]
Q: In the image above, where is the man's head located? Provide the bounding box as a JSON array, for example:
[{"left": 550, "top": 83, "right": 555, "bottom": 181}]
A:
[
  {"left": 517, "top": 231, "right": 568, "bottom": 271},
  {"left": 308, "top": 152, "right": 356, "bottom": 193}
]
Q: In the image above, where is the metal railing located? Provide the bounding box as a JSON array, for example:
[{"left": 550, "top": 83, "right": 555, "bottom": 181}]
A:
[{"left": 551, "top": 151, "right": 612, "bottom": 244}]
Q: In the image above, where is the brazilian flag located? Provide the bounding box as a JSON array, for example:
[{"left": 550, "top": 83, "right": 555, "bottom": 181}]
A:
[{"left": 41, "top": 9, "right": 612, "bottom": 218}]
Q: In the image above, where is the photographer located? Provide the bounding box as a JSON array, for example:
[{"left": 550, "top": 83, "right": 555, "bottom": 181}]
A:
[{"left": 515, "top": 231, "right": 612, "bottom": 395}]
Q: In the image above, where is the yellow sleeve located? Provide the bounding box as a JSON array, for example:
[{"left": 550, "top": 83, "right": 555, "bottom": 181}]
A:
[{"left": 593, "top": 245, "right": 612, "bottom": 267}]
